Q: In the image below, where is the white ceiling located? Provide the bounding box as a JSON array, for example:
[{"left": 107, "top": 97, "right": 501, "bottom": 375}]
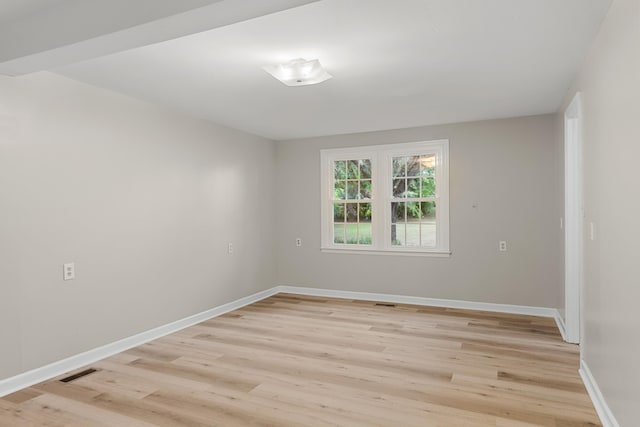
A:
[
  {"left": 52, "top": 0, "right": 610, "bottom": 140},
  {"left": 0, "top": 0, "right": 318, "bottom": 75},
  {"left": 0, "top": 0, "right": 63, "bottom": 24}
]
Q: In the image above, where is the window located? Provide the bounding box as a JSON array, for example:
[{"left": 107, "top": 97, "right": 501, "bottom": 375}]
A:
[
  {"left": 332, "top": 158, "right": 373, "bottom": 245},
  {"left": 321, "top": 140, "right": 449, "bottom": 255}
]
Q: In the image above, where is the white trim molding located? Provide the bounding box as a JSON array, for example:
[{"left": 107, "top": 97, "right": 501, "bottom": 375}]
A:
[
  {"left": 579, "top": 360, "right": 620, "bottom": 427},
  {"left": 0, "top": 287, "right": 279, "bottom": 398},
  {"left": 554, "top": 310, "right": 568, "bottom": 342},
  {"left": 320, "top": 248, "right": 451, "bottom": 257},
  {"left": 276, "top": 285, "right": 558, "bottom": 318},
  {"left": 564, "top": 91, "right": 584, "bottom": 344}
]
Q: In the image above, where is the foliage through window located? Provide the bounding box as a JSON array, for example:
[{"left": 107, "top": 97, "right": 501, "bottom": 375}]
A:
[
  {"left": 321, "top": 141, "right": 449, "bottom": 255},
  {"left": 332, "top": 159, "right": 372, "bottom": 245},
  {"left": 391, "top": 155, "right": 436, "bottom": 248}
]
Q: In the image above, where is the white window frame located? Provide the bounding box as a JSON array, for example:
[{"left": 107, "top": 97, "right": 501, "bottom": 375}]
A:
[{"left": 321, "top": 140, "right": 450, "bottom": 256}]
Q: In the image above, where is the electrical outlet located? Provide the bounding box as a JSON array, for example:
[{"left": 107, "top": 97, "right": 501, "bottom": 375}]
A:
[
  {"left": 63, "top": 262, "right": 75, "bottom": 280},
  {"left": 228, "top": 243, "right": 233, "bottom": 254},
  {"left": 296, "top": 238, "right": 302, "bottom": 247},
  {"left": 499, "top": 241, "right": 507, "bottom": 252}
]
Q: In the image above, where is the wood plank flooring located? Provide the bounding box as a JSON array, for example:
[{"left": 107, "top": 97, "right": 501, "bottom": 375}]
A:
[{"left": 0, "top": 294, "right": 601, "bottom": 426}]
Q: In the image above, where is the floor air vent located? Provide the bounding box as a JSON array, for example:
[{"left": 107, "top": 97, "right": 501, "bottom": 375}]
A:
[
  {"left": 375, "top": 303, "right": 396, "bottom": 307},
  {"left": 60, "top": 368, "right": 97, "bottom": 383}
]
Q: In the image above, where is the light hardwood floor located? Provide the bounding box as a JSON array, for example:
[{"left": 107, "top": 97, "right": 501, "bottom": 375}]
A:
[{"left": 0, "top": 294, "right": 601, "bottom": 426}]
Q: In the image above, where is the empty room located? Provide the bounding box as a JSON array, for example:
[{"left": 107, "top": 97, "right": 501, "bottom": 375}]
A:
[{"left": 0, "top": 0, "right": 638, "bottom": 426}]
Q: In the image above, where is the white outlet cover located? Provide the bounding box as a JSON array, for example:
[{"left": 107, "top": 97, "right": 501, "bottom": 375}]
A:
[{"left": 63, "top": 262, "right": 75, "bottom": 280}]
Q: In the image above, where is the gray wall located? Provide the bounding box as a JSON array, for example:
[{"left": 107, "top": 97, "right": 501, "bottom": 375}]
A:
[
  {"left": 0, "top": 72, "right": 277, "bottom": 379},
  {"left": 559, "top": 0, "right": 639, "bottom": 424},
  {"left": 276, "top": 115, "right": 563, "bottom": 308}
]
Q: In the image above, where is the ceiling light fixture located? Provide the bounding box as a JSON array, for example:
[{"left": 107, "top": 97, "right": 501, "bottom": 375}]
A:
[{"left": 262, "top": 58, "right": 332, "bottom": 87}]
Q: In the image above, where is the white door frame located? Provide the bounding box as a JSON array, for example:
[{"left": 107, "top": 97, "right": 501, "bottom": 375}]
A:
[{"left": 564, "top": 92, "right": 583, "bottom": 344}]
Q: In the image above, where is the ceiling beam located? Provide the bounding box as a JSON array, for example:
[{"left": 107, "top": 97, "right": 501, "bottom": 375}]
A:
[{"left": 0, "top": 0, "right": 319, "bottom": 76}]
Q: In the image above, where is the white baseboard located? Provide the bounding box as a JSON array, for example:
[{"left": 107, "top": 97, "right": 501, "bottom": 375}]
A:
[
  {"left": 554, "top": 310, "right": 568, "bottom": 341},
  {"left": 0, "top": 287, "right": 278, "bottom": 398},
  {"left": 276, "top": 285, "right": 559, "bottom": 318},
  {"left": 579, "top": 360, "right": 620, "bottom": 427}
]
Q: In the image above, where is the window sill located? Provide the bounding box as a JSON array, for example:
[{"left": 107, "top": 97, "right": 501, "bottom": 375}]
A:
[{"left": 320, "top": 248, "right": 451, "bottom": 257}]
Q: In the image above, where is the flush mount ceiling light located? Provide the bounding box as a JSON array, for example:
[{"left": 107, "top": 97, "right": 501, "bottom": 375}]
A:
[{"left": 262, "top": 58, "right": 332, "bottom": 87}]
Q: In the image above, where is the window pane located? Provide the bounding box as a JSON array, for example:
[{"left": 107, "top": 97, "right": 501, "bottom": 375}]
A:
[
  {"left": 360, "top": 180, "right": 372, "bottom": 199},
  {"left": 421, "top": 224, "right": 436, "bottom": 247},
  {"left": 391, "top": 202, "right": 405, "bottom": 223},
  {"left": 358, "top": 223, "right": 372, "bottom": 245},
  {"left": 360, "top": 159, "right": 371, "bottom": 179},
  {"left": 407, "top": 156, "right": 420, "bottom": 177},
  {"left": 421, "top": 155, "right": 435, "bottom": 177},
  {"left": 334, "top": 180, "right": 345, "bottom": 199},
  {"left": 347, "top": 160, "right": 359, "bottom": 179},
  {"left": 359, "top": 202, "right": 372, "bottom": 223},
  {"left": 421, "top": 201, "right": 436, "bottom": 247},
  {"left": 345, "top": 223, "right": 358, "bottom": 244},
  {"left": 392, "top": 179, "right": 406, "bottom": 198},
  {"left": 333, "top": 223, "right": 345, "bottom": 244},
  {"left": 422, "top": 201, "right": 436, "bottom": 221},
  {"left": 346, "top": 181, "right": 358, "bottom": 199},
  {"left": 421, "top": 177, "right": 435, "bottom": 197},
  {"left": 407, "top": 202, "right": 421, "bottom": 221},
  {"left": 334, "top": 161, "right": 346, "bottom": 179},
  {"left": 392, "top": 157, "right": 406, "bottom": 177},
  {"left": 333, "top": 203, "right": 345, "bottom": 222},
  {"left": 391, "top": 223, "right": 405, "bottom": 246},
  {"left": 346, "top": 203, "right": 358, "bottom": 222},
  {"left": 407, "top": 178, "right": 420, "bottom": 197},
  {"left": 406, "top": 223, "right": 420, "bottom": 247}
]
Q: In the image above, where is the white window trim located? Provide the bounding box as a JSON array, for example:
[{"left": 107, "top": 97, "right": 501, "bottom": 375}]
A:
[{"left": 320, "top": 140, "right": 450, "bottom": 256}]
